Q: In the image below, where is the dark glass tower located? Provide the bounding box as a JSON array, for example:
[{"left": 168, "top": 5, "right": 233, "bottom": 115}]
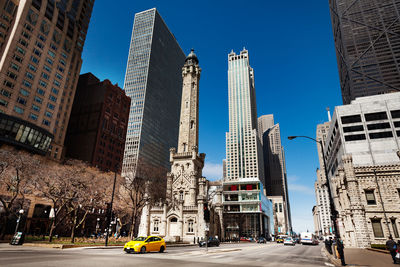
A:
[
  {"left": 122, "top": 8, "right": 185, "bottom": 176},
  {"left": 329, "top": 0, "right": 400, "bottom": 104}
]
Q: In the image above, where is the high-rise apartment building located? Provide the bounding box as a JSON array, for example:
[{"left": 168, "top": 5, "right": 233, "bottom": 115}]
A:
[
  {"left": 0, "top": 0, "right": 94, "bottom": 159},
  {"left": 64, "top": 73, "right": 130, "bottom": 173},
  {"left": 329, "top": 0, "right": 400, "bottom": 104},
  {"left": 258, "top": 114, "right": 292, "bottom": 234},
  {"left": 314, "top": 121, "right": 332, "bottom": 235},
  {"left": 323, "top": 92, "right": 400, "bottom": 247},
  {"left": 122, "top": 8, "right": 185, "bottom": 177},
  {"left": 223, "top": 49, "right": 273, "bottom": 240}
]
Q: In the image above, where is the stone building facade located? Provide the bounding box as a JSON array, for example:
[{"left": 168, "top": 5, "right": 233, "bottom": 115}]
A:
[
  {"left": 323, "top": 93, "right": 400, "bottom": 247},
  {"left": 138, "top": 50, "right": 223, "bottom": 243},
  {"left": 331, "top": 155, "right": 400, "bottom": 248}
]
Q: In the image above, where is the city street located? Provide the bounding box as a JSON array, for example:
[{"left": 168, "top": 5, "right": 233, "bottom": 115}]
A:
[{"left": 0, "top": 242, "right": 330, "bottom": 267}]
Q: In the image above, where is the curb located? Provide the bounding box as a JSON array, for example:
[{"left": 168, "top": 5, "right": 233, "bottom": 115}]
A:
[
  {"left": 366, "top": 248, "right": 390, "bottom": 254},
  {"left": 321, "top": 246, "right": 341, "bottom": 267}
]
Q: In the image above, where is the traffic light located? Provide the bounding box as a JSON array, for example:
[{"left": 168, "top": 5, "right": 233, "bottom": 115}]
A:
[{"left": 203, "top": 203, "right": 210, "bottom": 222}]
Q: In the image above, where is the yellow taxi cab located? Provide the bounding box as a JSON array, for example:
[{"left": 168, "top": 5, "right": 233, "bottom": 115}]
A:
[{"left": 123, "top": 236, "right": 166, "bottom": 253}]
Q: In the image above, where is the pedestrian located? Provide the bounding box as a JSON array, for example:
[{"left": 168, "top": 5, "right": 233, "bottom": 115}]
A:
[
  {"left": 386, "top": 235, "right": 397, "bottom": 264},
  {"left": 336, "top": 238, "right": 346, "bottom": 266},
  {"left": 325, "top": 237, "right": 333, "bottom": 254}
]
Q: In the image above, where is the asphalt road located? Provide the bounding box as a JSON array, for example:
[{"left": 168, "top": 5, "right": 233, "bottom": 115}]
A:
[{"left": 0, "top": 242, "right": 332, "bottom": 267}]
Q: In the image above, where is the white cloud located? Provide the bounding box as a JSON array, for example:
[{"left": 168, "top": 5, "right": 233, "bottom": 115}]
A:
[
  {"left": 203, "top": 162, "right": 223, "bottom": 181},
  {"left": 288, "top": 183, "right": 314, "bottom": 195}
]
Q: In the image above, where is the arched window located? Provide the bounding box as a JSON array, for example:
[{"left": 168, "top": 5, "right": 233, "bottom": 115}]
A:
[
  {"left": 180, "top": 191, "right": 184, "bottom": 201},
  {"left": 170, "top": 217, "right": 178, "bottom": 223},
  {"left": 153, "top": 220, "right": 159, "bottom": 232},
  {"left": 188, "top": 220, "right": 194, "bottom": 233},
  {"left": 190, "top": 120, "right": 194, "bottom": 129}
]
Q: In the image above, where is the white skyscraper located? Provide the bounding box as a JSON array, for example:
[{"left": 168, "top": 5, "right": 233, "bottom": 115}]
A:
[{"left": 223, "top": 49, "right": 273, "bottom": 240}]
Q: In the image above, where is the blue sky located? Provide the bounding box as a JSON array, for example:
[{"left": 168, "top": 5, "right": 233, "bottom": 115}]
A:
[{"left": 80, "top": 0, "right": 343, "bottom": 233}]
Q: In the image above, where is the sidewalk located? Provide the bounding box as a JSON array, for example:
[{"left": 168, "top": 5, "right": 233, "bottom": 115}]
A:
[{"left": 323, "top": 246, "right": 395, "bottom": 266}]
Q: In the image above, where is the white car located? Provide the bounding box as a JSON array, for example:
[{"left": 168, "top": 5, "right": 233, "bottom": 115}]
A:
[{"left": 284, "top": 237, "right": 295, "bottom": 246}]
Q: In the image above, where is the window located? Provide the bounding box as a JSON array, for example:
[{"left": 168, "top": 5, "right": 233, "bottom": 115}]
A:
[
  {"left": 61, "top": 51, "right": 68, "bottom": 59},
  {"left": 371, "top": 219, "right": 384, "bottom": 238},
  {"left": 16, "top": 46, "right": 25, "bottom": 55},
  {"left": 343, "top": 125, "right": 363, "bottom": 133},
  {"left": 29, "top": 113, "right": 38, "bottom": 121},
  {"left": 188, "top": 220, "right": 194, "bottom": 233},
  {"left": 279, "top": 203, "right": 283, "bottom": 212},
  {"left": 39, "top": 80, "right": 47, "bottom": 88},
  {"left": 180, "top": 191, "right": 184, "bottom": 201},
  {"left": 50, "top": 43, "right": 57, "bottom": 51},
  {"left": 341, "top": 115, "right": 362, "bottom": 124},
  {"left": 28, "top": 64, "right": 37, "bottom": 72},
  {"left": 0, "top": 99, "right": 8, "bottom": 107},
  {"left": 51, "top": 88, "right": 59, "bottom": 95},
  {"left": 42, "top": 119, "right": 50, "bottom": 126},
  {"left": 49, "top": 95, "right": 57, "bottom": 102},
  {"left": 43, "top": 64, "right": 52, "bottom": 72},
  {"left": 392, "top": 219, "right": 399, "bottom": 238},
  {"left": 31, "top": 55, "right": 39, "bottom": 64},
  {"left": 7, "top": 71, "right": 17, "bottom": 80},
  {"left": 41, "top": 72, "right": 50, "bottom": 80},
  {"left": 47, "top": 103, "right": 55, "bottom": 110},
  {"left": 17, "top": 97, "right": 26, "bottom": 105},
  {"left": 365, "top": 190, "right": 376, "bottom": 205},
  {"left": 37, "top": 88, "right": 45, "bottom": 95},
  {"left": 170, "top": 217, "right": 177, "bottom": 223},
  {"left": 391, "top": 110, "right": 400, "bottom": 119},
  {"left": 367, "top": 123, "right": 391, "bottom": 130},
  {"left": 35, "top": 41, "right": 44, "bottom": 49},
  {"left": 14, "top": 106, "right": 24, "bottom": 114},
  {"left": 48, "top": 50, "right": 56, "bottom": 58},
  {"left": 22, "top": 80, "right": 32, "bottom": 88},
  {"left": 153, "top": 220, "right": 159, "bottom": 232},
  {"left": 34, "top": 96, "right": 42, "bottom": 104},
  {"left": 46, "top": 57, "right": 53, "bottom": 65},
  {"left": 32, "top": 104, "right": 40, "bottom": 111},
  {"left": 32, "top": 48, "right": 41, "bottom": 57},
  {"left": 1, "top": 89, "right": 12, "bottom": 97},
  {"left": 55, "top": 73, "right": 63, "bottom": 80},
  {"left": 20, "top": 89, "right": 30, "bottom": 96},
  {"left": 57, "top": 65, "right": 64, "bottom": 73},
  {"left": 53, "top": 80, "right": 60, "bottom": 87},
  {"left": 344, "top": 134, "right": 366, "bottom": 142},
  {"left": 10, "top": 63, "right": 20, "bottom": 71},
  {"left": 365, "top": 112, "right": 387, "bottom": 122},
  {"left": 25, "top": 72, "right": 34, "bottom": 80},
  {"left": 45, "top": 111, "right": 52, "bottom": 118},
  {"left": 59, "top": 59, "right": 66, "bottom": 66},
  {"left": 13, "top": 54, "right": 23, "bottom": 63},
  {"left": 369, "top": 131, "right": 393, "bottom": 139}
]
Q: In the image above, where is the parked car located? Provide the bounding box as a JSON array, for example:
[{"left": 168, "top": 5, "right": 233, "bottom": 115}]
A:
[
  {"left": 240, "top": 237, "right": 251, "bottom": 242},
  {"left": 257, "top": 237, "right": 267, "bottom": 243},
  {"left": 284, "top": 237, "right": 296, "bottom": 246},
  {"left": 199, "top": 237, "right": 220, "bottom": 247},
  {"left": 276, "top": 237, "right": 284, "bottom": 243},
  {"left": 123, "top": 236, "right": 166, "bottom": 253}
]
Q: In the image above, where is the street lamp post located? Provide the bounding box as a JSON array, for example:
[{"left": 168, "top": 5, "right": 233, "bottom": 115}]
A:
[
  {"left": 105, "top": 166, "right": 118, "bottom": 247},
  {"left": 288, "top": 135, "right": 340, "bottom": 239}
]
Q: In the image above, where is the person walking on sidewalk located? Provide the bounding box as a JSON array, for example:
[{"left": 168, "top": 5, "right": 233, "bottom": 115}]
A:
[
  {"left": 336, "top": 238, "right": 346, "bottom": 266},
  {"left": 386, "top": 235, "right": 397, "bottom": 264},
  {"left": 325, "top": 237, "right": 333, "bottom": 254}
]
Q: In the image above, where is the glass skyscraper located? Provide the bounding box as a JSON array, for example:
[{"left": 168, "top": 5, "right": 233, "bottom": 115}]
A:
[
  {"left": 122, "top": 8, "right": 185, "bottom": 176},
  {"left": 329, "top": 0, "right": 400, "bottom": 104},
  {"left": 223, "top": 49, "right": 273, "bottom": 240}
]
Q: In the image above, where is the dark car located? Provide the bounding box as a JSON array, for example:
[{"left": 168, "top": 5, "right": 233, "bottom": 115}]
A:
[
  {"left": 199, "top": 237, "right": 220, "bottom": 247},
  {"left": 257, "top": 237, "right": 267, "bottom": 243}
]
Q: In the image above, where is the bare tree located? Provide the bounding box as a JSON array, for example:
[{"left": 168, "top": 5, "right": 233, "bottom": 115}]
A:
[
  {"left": 117, "top": 161, "right": 166, "bottom": 238},
  {"left": 0, "top": 146, "right": 41, "bottom": 239}
]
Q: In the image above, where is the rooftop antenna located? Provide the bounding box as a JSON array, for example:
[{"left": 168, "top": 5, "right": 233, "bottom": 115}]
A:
[{"left": 326, "top": 107, "right": 331, "bottom": 122}]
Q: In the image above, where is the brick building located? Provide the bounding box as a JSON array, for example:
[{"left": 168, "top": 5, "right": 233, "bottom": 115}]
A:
[{"left": 64, "top": 73, "right": 130, "bottom": 173}]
